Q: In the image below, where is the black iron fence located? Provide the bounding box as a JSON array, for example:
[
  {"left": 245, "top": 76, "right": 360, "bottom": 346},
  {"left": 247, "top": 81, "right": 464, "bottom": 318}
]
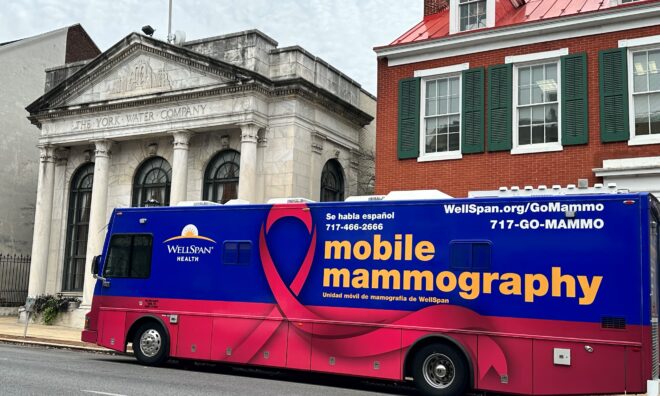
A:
[{"left": 0, "top": 254, "right": 30, "bottom": 307}]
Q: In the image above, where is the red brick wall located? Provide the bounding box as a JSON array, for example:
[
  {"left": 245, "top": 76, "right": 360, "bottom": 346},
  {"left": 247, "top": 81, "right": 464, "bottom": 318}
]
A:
[
  {"left": 376, "top": 25, "right": 660, "bottom": 197},
  {"left": 424, "top": 0, "right": 448, "bottom": 16},
  {"left": 65, "top": 24, "right": 101, "bottom": 64}
]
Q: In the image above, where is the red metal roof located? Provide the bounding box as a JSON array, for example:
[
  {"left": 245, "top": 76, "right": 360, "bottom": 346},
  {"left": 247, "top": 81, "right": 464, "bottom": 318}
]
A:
[{"left": 389, "top": 0, "right": 657, "bottom": 47}]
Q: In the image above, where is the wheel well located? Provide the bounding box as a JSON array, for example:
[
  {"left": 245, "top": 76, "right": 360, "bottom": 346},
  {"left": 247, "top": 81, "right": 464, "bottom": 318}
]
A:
[
  {"left": 403, "top": 335, "right": 474, "bottom": 387},
  {"left": 125, "top": 315, "right": 168, "bottom": 351}
]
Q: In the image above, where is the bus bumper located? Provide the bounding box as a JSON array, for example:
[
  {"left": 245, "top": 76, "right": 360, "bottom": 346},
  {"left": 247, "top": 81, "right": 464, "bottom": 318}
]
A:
[{"left": 81, "top": 330, "right": 97, "bottom": 343}]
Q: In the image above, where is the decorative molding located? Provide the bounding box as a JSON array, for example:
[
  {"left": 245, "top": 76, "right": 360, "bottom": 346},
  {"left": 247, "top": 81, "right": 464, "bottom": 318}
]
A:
[
  {"left": 171, "top": 130, "right": 193, "bottom": 150},
  {"left": 146, "top": 142, "right": 159, "bottom": 156},
  {"left": 349, "top": 149, "right": 361, "bottom": 170},
  {"left": 257, "top": 128, "right": 269, "bottom": 148},
  {"left": 239, "top": 123, "right": 259, "bottom": 144},
  {"left": 54, "top": 147, "right": 71, "bottom": 166},
  {"left": 311, "top": 131, "right": 326, "bottom": 154},
  {"left": 414, "top": 63, "right": 469, "bottom": 78},
  {"left": 83, "top": 148, "right": 94, "bottom": 162},
  {"left": 220, "top": 135, "right": 230, "bottom": 149},
  {"left": 92, "top": 139, "right": 114, "bottom": 158},
  {"left": 505, "top": 48, "right": 568, "bottom": 64},
  {"left": 38, "top": 145, "right": 55, "bottom": 163}
]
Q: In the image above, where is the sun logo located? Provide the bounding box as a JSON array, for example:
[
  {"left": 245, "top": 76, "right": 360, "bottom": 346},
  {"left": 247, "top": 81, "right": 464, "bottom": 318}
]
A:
[{"left": 163, "top": 224, "right": 216, "bottom": 243}]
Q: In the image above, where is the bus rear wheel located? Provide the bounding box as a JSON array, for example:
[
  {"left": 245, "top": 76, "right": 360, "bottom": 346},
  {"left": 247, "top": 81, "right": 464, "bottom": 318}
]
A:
[
  {"left": 412, "top": 343, "right": 469, "bottom": 396},
  {"left": 133, "top": 322, "right": 169, "bottom": 366}
]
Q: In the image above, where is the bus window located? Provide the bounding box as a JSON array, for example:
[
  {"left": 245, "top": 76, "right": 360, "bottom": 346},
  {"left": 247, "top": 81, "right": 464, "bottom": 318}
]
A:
[
  {"left": 104, "top": 234, "right": 153, "bottom": 278},
  {"left": 223, "top": 241, "right": 252, "bottom": 265},
  {"left": 449, "top": 241, "right": 492, "bottom": 270}
]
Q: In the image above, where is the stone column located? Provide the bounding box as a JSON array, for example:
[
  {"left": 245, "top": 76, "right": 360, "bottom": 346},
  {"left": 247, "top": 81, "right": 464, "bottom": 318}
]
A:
[
  {"left": 81, "top": 140, "right": 113, "bottom": 307},
  {"left": 27, "top": 145, "right": 56, "bottom": 299},
  {"left": 170, "top": 130, "right": 192, "bottom": 206},
  {"left": 238, "top": 124, "right": 259, "bottom": 202}
]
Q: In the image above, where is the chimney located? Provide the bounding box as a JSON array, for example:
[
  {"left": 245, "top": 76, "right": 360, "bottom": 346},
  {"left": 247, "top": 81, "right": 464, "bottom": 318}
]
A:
[{"left": 424, "top": 0, "right": 449, "bottom": 17}]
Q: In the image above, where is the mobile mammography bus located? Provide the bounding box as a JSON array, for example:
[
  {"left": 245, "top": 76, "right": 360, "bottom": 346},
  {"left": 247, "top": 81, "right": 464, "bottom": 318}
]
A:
[{"left": 83, "top": 191, "right": 660, "bottom": 396}]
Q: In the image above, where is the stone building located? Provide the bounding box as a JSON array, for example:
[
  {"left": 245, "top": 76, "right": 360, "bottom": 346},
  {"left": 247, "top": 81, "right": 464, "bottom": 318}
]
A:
[
  {"left": 25, "top": 30, "right": 375, "bottom": 326},
  {"left": 0, "top": 24, "right": 99, "bottom": 255}
]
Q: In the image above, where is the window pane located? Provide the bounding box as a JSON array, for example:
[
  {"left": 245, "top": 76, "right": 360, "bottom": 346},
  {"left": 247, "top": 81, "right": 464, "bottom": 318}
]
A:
[
  {"left": 426, "top": 135, "right": 436, "bottom": 153},
  {"left": 438, "top": 79, "right": 448, "bottom": 97},
  {"left": 449, "top": 115, "right": 460, "bottom": 133},
  {"left": 546, "top": 104, "right": 558, "bottom": 123},
  {"left": 651, "top": 92, "right": 660, "bottom": 114},
  {"left": 223, "top": 242, "right": 239, "bottom": 264},
  {"left": 427, "top": 80, "right": 436, "bottom": 98},
  {"left": 426, "top": 117, "right": 437, "bottom": 135},
  {"left": 652, "top": 112, "right": 660, "bottom": 135},
  {"left": 449, "top": 133, "right": 460, "bottom": 151},
  {"left": 450, "top": 78, "right": 459, "bottom": 96},
  {"left": 238, "top": 243, "right": 252, "bottom": 265},
  {"left": 450, "top": 97, "right": 459, "bottom": 113},
  {"left": 546, "top": 123, "right": 559, "bottom": 143},
  {"left": 519, "top": 107, "right": 531, "bottom": 126},
  {"left": 105, "top": 236, "right": 131, "bottom": 277},
  {"left": 131, "top": 235, "right": 152, "bottom": 278},
  {"left": 439, "top": 97, "right": 449, "bottom": 115},
  {"left": 532, "top": 105, "right": 544, "bottom": 124},
  {"left": 426, "top": 99, "right": 436, "bottom": 116},
  {"left": 519, "top": 86, "right": 530, "bottom": 105},
  {"left": 519, "top": 67, "right": 531, "bottom": 86},
  {"left": 635, "top": 95, "right": 650, "bottom": 136},
  {"left": 532, "top": 125, "right": 545, "bottom": 144},
  {"left": 532, "top": 85, "right": 543, "bottom": 104},
  {"left": 634, "top": 52, "right": 648, "bottom": 93},
  {"left": 650, "top": 51, "right": 660, "bottom": 91},
  {"left": 437, "top": 117, "right": 449, "bottom": 135},
  {"left": 437, "top": 134, "right": 448, "bottom": 152},
  {"left": 519, "top": 126, "right": 531, "bottom": 145}
]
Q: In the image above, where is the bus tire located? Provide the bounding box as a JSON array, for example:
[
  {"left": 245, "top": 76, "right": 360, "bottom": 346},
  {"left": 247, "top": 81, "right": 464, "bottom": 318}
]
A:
[
  {"left": 412, "top": 343, "right": 469, "bottom": 396},
  {"left": 133, "top": 322, "right": 169, "bottom": 366}
]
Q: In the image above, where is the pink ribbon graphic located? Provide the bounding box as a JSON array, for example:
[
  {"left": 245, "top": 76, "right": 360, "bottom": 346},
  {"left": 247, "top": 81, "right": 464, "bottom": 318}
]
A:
[{"left": 225, "top": 203, "right": 507, "bottom": 381}]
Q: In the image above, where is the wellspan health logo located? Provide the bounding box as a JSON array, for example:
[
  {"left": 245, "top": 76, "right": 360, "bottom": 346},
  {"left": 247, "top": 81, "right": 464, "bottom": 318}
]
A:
[{"left": 164, "top": 224, "right": 216, "bottom": 262}]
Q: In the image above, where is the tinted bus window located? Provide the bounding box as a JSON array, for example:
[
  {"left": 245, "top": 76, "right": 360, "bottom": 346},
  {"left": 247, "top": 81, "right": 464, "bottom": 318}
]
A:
[
  {"left": 104, "top": 234, "right": 153, "bottom": 278},
  {"left": 223, "top": 241, "right": 252, "bottom": 265}
]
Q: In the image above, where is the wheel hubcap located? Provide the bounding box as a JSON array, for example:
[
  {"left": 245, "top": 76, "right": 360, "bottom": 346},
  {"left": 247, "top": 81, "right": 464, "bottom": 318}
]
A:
[
  {"left": 139, "top": 329, "right": 162, "bottom": 358},
  {"left": 422, "top": 353, "right": 455, "bottom": 389}
]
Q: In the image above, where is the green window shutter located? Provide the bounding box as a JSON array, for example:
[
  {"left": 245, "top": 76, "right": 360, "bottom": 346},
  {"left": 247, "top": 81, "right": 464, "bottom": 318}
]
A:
[
  {"left": 488, "top": 64, "right": 513, "bottom": 152},
  {"left": 398, "top": 77, "right": 421, "bottom": 159},
  {"left": 599, "top": 48, "right": 629, "bottom": 142},
  {"left": 462, "top": 67, "right": 485, "bottom": 154},
  {"left": 561, "top": 53, "right": 589, "bottom": 145}
]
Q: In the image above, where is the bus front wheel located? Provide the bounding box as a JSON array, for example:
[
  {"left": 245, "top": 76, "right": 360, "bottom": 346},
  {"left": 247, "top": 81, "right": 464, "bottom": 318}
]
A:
[
  {"left": 412, "top": 343, "right": 469, "bottom": 396},
  {"left": 133, "top": 322, "right": 169, "bottom": 366}
]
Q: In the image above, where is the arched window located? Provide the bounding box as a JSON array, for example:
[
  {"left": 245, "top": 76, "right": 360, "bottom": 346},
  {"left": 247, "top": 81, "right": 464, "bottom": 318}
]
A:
[
  {"left": 203, "top": 150, "right": 240, "bottom": 203},
  {"left": 320, "top": 159, "right": 345, "bottom": 202},
  {"left": 132, "top": 157, "right": 171, "bottom": 207},
  {"left": 63, "top": 163, "right": 94, "bottom": 292}
]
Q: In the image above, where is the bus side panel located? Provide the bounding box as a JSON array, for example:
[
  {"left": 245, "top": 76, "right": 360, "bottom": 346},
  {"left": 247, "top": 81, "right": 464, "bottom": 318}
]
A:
[
  {"left": 626, "top": 345, "right": 644, "bottom": 393},
  {"left": 176, "top": 315, "right": 213, "bottom": 360},
  {"left": 210, "top": 317, "right": 287, "bottom": 367},
  {"left": 97, "top": 309, "right": 126, "bottom": 352},
  {"left": 477, "top": 335, "right": 532, "bottom": 395},
  {"left": 286, "top": 321, "right": 312, "bottom": 370},
  {"left": 311, "top": 324, "right": 401, "bottom": 380},
  {"left": 532, "top": 340, "right": 625, "bottom": 395}
]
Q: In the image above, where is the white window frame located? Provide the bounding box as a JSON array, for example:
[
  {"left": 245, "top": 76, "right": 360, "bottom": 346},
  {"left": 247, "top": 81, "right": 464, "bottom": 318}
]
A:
[
  {"left": 414, "top": 63, "right": 469, "bottom": 162},
  {"left": 508, "top": 49, "right": 567, "bottom": 155},
  {"left": 620, "top": 35, "right": 660, "bottom": 146},
  {"left": 449, "top": 0, "right": 495, "bottom": 34}
]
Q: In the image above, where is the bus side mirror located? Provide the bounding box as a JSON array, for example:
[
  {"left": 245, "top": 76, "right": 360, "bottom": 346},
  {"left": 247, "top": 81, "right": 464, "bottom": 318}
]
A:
[{"left": 92, "top": 255, "right": 101, "bottom": 275}]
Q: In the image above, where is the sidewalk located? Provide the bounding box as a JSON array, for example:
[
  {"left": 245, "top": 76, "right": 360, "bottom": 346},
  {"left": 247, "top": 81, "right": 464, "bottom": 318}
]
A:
[{"left": 0, "top": 316, "right": 111, "bottom": 352}]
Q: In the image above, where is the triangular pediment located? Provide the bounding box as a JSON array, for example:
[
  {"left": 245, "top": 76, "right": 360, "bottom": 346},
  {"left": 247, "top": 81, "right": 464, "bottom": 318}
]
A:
[
  {"left": 33, "top": 34, "right": 251, "bottom": 111},
  {"left": 64, "top": 50, "right": 230, "bottom": 106}
]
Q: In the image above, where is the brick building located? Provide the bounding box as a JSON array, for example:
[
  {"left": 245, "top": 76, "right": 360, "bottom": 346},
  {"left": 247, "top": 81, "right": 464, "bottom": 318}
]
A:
[{"left": 374, "top": 0, "right": 660, "bottom": 197}]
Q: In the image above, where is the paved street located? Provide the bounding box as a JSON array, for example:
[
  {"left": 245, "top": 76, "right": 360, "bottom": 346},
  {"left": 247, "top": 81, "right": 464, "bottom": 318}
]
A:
[{"left": 0, "top": 343, "right": 414, "bottom": 396}]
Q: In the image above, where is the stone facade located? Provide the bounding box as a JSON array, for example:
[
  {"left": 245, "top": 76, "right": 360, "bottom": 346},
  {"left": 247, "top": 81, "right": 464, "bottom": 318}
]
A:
[{"left": 25, "top": 30, "right": 375, "bottom": 326}]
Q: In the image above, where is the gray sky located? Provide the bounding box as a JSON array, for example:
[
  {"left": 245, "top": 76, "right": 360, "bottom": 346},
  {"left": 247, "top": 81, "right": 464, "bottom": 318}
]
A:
[{"left": 0, "top": 0, "right": 422, "bottom": 94}]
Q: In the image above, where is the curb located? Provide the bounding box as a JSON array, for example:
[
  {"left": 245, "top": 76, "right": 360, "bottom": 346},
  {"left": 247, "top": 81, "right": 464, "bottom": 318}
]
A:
[{"left": 0, "top": 336, "right": 115, "bottom": 353}]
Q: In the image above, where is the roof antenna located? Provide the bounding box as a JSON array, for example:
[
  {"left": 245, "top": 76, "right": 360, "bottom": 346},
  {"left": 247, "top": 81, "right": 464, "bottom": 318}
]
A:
[{"left": 167, "top": 0, "right": 174, "bottom": 43}]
